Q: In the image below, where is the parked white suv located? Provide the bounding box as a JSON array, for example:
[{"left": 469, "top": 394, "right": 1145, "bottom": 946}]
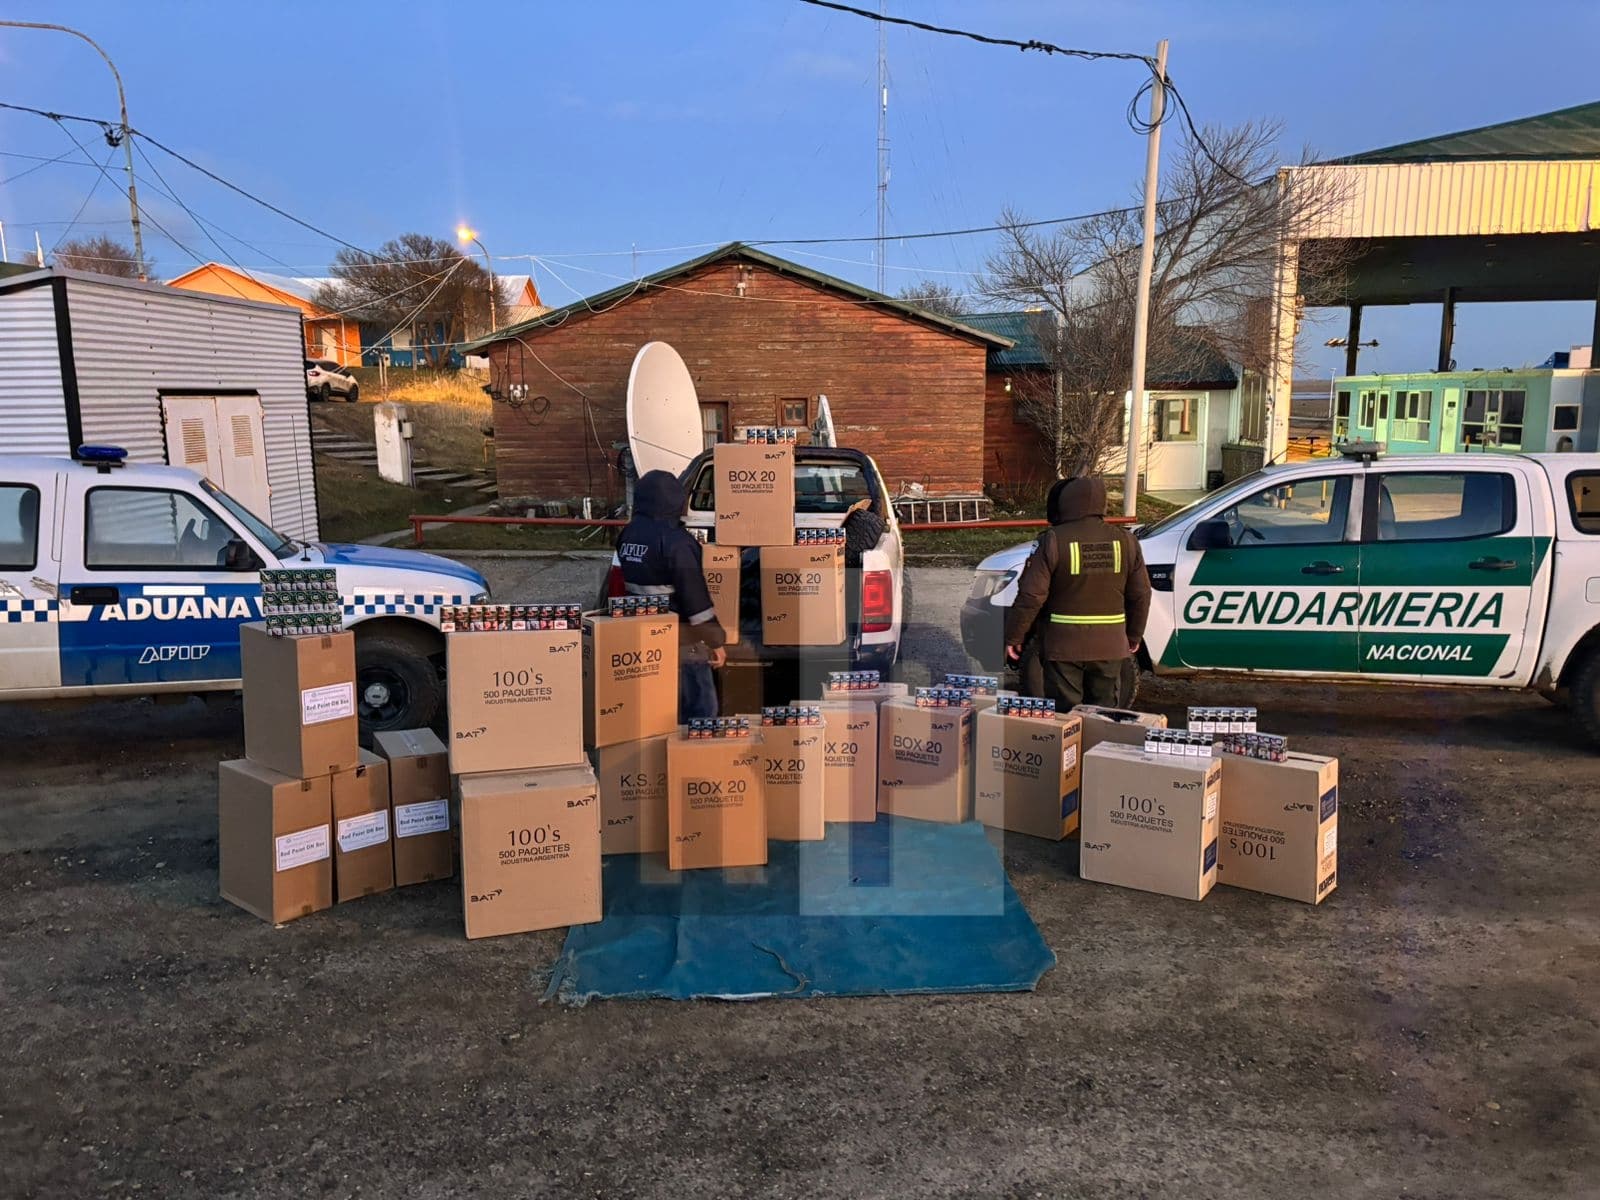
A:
[{"left": 306, "top": 359, "right": 359, "bottom": 402}]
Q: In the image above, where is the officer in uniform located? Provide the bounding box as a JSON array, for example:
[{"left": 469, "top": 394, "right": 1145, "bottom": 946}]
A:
[
  {"left": 1004, "top": 475, "right": 1151, "bottom": 709},
  {"left": 617, "top": 469, "right": 728, "bottom": 719}
]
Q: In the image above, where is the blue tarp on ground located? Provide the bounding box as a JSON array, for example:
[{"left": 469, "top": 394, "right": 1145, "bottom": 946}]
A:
[{"left": 543, "top": 816, "right": 1056, "bottom": 1003}]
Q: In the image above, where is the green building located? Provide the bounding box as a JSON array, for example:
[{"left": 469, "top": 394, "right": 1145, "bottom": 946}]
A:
[{"left": 1330, "top": 367, "right": 1599, "bottom": 454}]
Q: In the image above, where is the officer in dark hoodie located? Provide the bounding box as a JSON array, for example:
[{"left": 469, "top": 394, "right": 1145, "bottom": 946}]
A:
[
  {"left": 1004, "top": 475, "right": 1151, "bottom": 709},
  {"left": 617, "top": 470, "right": 728, "bottom": 719}
]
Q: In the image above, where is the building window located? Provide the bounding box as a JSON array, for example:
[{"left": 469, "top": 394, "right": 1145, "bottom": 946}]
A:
[
  {"left": 1378, "top": 392, "right": 1390, "bottom": 421},
  {"left": 778, "top": 398, "right": 810, "bottom": 427},
  {"left": 699, "top": 403, "right": 728, "bottom": 451},
  {"left": 1333, "top": 391, "right": 1352, "bottom": 441},
  {"left": 1553, "top": 404, "right": 1580, "bottom": 432},
  {"left": 1151, "top": 395, "right": 1197, "bottom": 442},
  {"left": 1374, "top": 473, "right": 1515, "bottom": 542},
  {"left": 1391, "top": 390, "right": 1433, "bottom": 442},
  {"left": 1360, "top": 391, "right": 1377, "bottom": 427},
  {"left": 1462, "top": 389, "right": 1526, "bottom": 448}
]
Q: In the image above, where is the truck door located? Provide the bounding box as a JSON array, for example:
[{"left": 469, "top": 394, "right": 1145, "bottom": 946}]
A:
[
  {"left": 1172, "top": 470, "right": 1362, "bottom": 674},
  {"left": 1358, "top": 467, "right": 1540, "bottom": 682},
  {"left": 57, "top": 475, "right": 266, "bottom": 688},
  {"left": 0, "top": 474, "right": 62, "bottom": 691}
]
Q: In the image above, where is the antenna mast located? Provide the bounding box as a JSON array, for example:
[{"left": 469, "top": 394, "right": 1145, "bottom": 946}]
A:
[{"left": 875, "top": 0, "right": 889, "bottom": 293}]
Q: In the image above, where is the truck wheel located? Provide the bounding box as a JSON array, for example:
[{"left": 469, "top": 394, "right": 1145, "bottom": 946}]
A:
[
  {"left": 1570, "top": 651, "right": 1600, "bottom": 748},
  {"left": 356, "top": 631, "right": 443, "bottom": 737}
]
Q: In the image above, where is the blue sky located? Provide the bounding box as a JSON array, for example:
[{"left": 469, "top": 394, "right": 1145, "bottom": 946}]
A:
[{"left": 2, "top": 0, "right": 1597, "bottom": 376}]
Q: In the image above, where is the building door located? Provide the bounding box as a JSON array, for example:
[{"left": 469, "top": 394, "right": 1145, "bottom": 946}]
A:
[
  {"left": 1333, "top": 390, "right": 1352, "bottom": 442},
  {"left": 1145, "top": 394, "right": 1206, "bottom": 491},
  {"left": 1437, "top": 388, "right": 1461, "bottom": 451},
  {"left": 161, "top": 394, "right": 271, "bottom": 521},
  {"left": 1372, "top": 390, "right": 1391, "bottom": 445}
]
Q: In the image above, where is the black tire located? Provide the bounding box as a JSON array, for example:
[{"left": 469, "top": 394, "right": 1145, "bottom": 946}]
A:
[
  {"left": 355, "top": 631, "right": 444, "bottom": 738},
  {"left": 1570, "top": 650, "right": 1600, "bottom": 747},
  {"left": 318, "top": 384, "right": 331, "bottom": 402},
  {"left": 346, "top": 383, "right": 360, "bottom": 403}
]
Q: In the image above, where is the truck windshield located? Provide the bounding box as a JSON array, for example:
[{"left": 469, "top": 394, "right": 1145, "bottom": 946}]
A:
[
  {"left": 688, "top": 460, "right": 874, "bottom": 515},
  {"left": 200, "top": 479, "right": 297, "bottom": 557}
]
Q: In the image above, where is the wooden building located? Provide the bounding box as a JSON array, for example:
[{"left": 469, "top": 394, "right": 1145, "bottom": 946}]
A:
[{"left": 463, "top": 244, "right": 1009, "bottom": 505}]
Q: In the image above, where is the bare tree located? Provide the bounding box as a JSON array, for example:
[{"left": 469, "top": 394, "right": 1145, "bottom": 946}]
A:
[
  {"left": 985, "top": 121, "right": 1350, "bottom": 477},
  {"left": 896, "top": 279, "right": 967, "bottom": 319},
  {"left": 52, "top": 235, "right": 144, "bottom": 278},
  {"left": 315, "top": 233, "right": 493, "bottom": 368}
]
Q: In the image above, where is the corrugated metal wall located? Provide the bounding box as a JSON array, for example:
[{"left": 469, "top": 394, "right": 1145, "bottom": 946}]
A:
[
  {"left": 0, "top": 284, "right": 71, "bottom": 453},
  {"left": 63, "top": 277, "right": 320, "bottom": 541},
  {"left": 1308, "top": 160, "right": 1600, "bottom": 238}
]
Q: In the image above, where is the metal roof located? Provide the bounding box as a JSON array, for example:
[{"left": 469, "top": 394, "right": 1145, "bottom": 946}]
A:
[
  {"left": 1334, "top": 99, "right": 1600, "bottom": 164},
  {"left": 961, "top": 310, "right": 1238, "bottom": 388},
  {"left": 462, "top": 243, "right": 1012, "bottom": 353}
]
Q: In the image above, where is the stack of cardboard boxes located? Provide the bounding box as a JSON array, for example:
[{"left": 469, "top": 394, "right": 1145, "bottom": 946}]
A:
[
  {"left": 219, "top": 622, "right": 397, "bottom": 924},
  {"left": 446, "top": 610, "right": 603, "bottom": 939}
]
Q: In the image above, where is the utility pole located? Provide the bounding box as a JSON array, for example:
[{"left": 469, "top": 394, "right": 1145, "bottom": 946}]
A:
[
  {"left": 875, "top": 0, "right": 889, "bottom": 294},
  {"left": 1121, "top": 39, "right": 1168, "bottom": 518},
  {"left": 0, "top": 21, "right": 146, "bottom": 279},
  {"left": 0, "top": 221, "right": 7, "bottom": 265},
  {"left": 35, "top": 230, "right": 45, "bottom": 268}
]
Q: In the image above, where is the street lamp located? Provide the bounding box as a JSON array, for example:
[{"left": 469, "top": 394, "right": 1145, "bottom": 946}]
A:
[
  {"left": 456, "top": 224, "right": 496, "bottom": 334},
  {"left": 0, "top": 20, "right": 145, "bottom": 278}
]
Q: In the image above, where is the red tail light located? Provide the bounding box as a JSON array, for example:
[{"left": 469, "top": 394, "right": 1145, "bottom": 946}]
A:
[
  {"left": 604, "top": 564, "right": 626, "bottom": 599},
  {"left": 862, "top": 570, "right": 893, "bottom": 633}
]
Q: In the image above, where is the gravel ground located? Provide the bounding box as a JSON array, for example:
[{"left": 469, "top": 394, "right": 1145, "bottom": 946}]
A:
[{"left": 2, "top": 559, "right": 1596, "bottom": 1198}]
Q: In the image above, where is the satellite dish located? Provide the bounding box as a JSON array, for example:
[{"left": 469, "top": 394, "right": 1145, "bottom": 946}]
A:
[
  {"left": 812, "top": 393, "right": 837, "bottom": 447},
  {"left": 626, "top": 342, "right": 703, "bottom": 478}
]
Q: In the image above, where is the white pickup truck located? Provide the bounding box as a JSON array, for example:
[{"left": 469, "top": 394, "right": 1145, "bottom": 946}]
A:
[
  {"left": 0, "top": 449, "right": 489, "bottom": 734},
  {"left": 962, "top": 449, "right": 1600, "bottom": 744}
]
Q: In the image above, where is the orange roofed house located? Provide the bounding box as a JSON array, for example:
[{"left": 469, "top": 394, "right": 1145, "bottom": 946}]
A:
[{"left": 167, "top": 263, "right": 362, "bottom": 367}]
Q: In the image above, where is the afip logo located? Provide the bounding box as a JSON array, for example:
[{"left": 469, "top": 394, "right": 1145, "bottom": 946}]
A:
[{"left": 138, "top": 644, "right": 211, "bottom": 666}]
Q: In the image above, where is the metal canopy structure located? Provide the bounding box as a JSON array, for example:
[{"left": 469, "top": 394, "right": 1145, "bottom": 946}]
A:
[{"left": 1264, "top": 101, "right": 1600, "bottom": 462}]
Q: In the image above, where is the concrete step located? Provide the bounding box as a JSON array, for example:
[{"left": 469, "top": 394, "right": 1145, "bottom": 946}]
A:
[{"left": 321, "top": 450, "right": 378, "bottom": 464}]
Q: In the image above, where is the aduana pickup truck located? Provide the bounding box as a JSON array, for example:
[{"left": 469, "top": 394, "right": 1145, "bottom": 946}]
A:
[
  {"left": 0, "top": 449, "right": 488, "bottom": 735},
  {"left": 962, "top": 449, "right": 1600, "bottom": 745}
]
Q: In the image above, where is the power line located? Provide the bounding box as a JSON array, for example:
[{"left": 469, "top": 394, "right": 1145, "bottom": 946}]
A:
[
  {"left": 47, "top": 145, "right": 116, "bottom": 255},
  {"left": 794, "top": 0, "right": 1154, "bottom": 65}
]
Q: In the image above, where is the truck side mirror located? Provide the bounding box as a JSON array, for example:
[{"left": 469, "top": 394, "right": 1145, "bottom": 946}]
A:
[
  {"left": 1187, "top": 519, "right": 1232, "bottom": 551},
  {"left": 224, "top": 538, "right": 261, "bottom": 572}
]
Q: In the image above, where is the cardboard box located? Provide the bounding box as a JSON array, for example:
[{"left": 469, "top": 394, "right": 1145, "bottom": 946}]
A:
[
  {"left": 666, "top": 731, "right": 768, "bottom": 870},
  {"left": 1080, "top": 743, "right": 1221, "bottom": 901},
  {"left": 447, "top": 629, "right": 584, "bottom": 775},
  {"left": 1217, "top": 751, "right": 1339, "bottom": 904},
  {"left": 239, "top": 622, "right": 359, "bottom": 779},
  {"left": 702, "top": 544, "right": 742, "bottom": 646},
  {"left": 877, "top": 698, "right": 973, "bottom": 824},
  {"left": 373, "top": 728, "right": 455, "bottom": 887},
  {"left": 592, "top": 735, "right": 670, "bottom": 855},
  {"left": 821, "top": 681, "right": 909, "bottom": 709},
  {"left": 457, "top": 763, "right": 602, "bottom": 939},
  {"left": 582, "top": 614, "right": 679, "bottom": 749},
  {"left": 218, "top": 758, "right": 333, "bottom": 924},
  {"left": 760, "top": 545, "right": 846, "bottom": 646},
  {"left": 1072, "top": 704, "right": 1169, "bottom": 754},
  {"left": 814, "top": 698, "right": 879, "bottom": 823},
  {"left": 762, "top": 723, "right": 826, "bottom": 841},
  {"left": 714, "top": 441, "right": 796, "bottom": 547},
  {"left": 973, "top": 708, "right": 1084, "bottom": 841},
  {"left": 329, "top": 749, "right": 394, "bottom": 902}
]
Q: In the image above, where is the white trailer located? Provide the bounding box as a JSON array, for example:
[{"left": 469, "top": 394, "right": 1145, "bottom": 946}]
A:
[{"left": 0, "top": 267, "right": 319, "bottom": 539}]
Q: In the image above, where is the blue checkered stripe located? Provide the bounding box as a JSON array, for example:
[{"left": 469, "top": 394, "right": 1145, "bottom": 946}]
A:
[
  {"left": 342, "top": 592, "right": 467, "bottom": 619},
  {"left": 0, "top": 597, "right": 58, "bottom": 624}
]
